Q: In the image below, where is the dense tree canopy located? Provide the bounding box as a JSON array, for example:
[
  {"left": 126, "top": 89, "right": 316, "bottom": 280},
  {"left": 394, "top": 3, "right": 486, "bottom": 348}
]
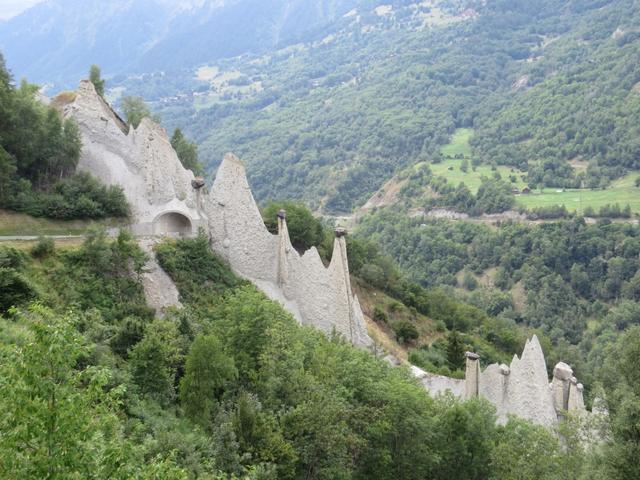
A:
[
  {"left": 0, "top": 54, "right": 129, "bottom": 219},
  {"left": 0, "top": 232, "right": 606, "bottom": 479}
]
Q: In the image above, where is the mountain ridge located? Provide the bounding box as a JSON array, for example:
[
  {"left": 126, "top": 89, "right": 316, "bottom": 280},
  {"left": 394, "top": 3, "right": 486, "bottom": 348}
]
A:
[{"left": 0, "top": 0, "right": 376, "bottom": 88}]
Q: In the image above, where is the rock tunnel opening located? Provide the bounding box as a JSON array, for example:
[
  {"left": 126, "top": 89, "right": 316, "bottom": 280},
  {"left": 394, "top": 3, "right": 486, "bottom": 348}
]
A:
[{"left": 153, "top": 212, "right": 192, "bottom": 237}]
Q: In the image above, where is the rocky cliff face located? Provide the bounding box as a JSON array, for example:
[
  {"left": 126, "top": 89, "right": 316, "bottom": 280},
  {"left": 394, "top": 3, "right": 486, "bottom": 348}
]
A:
[
  {"left": 63, "top": 80, "right": 207, "bottom": 234},
  {"left": 205, "top": 153, "right": 372, "bottom": 346},
  {"left": 65, "top": 80, "right": 371, "bottom": 347}
]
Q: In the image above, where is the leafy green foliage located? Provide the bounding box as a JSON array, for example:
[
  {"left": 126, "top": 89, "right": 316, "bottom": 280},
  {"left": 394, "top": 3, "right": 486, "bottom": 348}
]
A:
[
  {"left": 360, "top": 211, "right": 640, "bottom": 337},
  {"left": 598, "top": 326, "right": 640, "bottom": 479},
  {"left": 0, "top": 230, "right": 609, "bottom": 479},
  {"left": 121, "top": 95, "right": 160, "bottom": 128},
  {"left": 30, "top": 236, "right": 55, "bottom": 258},
  {"left": 0, "top": 268, "right": 36, "bottom": 313},
  {"left": 0, "top": 246, "right": 36, "bottom": 313},
  {"left": 446, "top": 330, "right": 466, "bottom": 371},
  {"left": 0, "top": 54, "right": 129, "bottom": 220},
  {"left": 155, "top": 234, "right": 241, "bottom": 305},
  {"left": 53, "top": 229, "right": 153, "bottom": 323},
  {"left": 372, "top": 304, "right": 388, "bottom": 323},
  {"left": 489, "top": 417, "right": 563, "bottom": 480},
  {"left": 261, "top": 201, "right": 326, "bottom": 252},
  {"left": 171, "top": 128, "right": 203, "bottom": 176},
  {"left": 180, "top": 334, "right": 237, "bottom": 427},
  {"left": 392, "top": 319, "right": 419, "bottom": 345},
  {"left": 89, "top": 64, "right": 105, "bottom": 97},
  {"left": 4, "top": 171, "right": 129, "bottom": 219},
  {"left": 398, "top": 164, "right": 517, "bottom": 215}
]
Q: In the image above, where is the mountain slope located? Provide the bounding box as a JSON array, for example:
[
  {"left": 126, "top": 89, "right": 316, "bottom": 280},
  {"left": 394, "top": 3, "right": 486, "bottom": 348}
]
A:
[
  {"left": 0, "top": 0, "right": 371, "bottom": 88},
  {"left": 131, "top": 0, "right": 638, "bottom": 213},
  {"left": 7, "top": 1, "right": 637, "bottom": 214}
]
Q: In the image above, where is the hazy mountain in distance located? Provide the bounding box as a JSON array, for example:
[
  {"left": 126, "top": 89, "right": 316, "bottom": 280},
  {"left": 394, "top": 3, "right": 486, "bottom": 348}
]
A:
[{"left": 0, "top": 0, "right": 364, "bottom": 88}]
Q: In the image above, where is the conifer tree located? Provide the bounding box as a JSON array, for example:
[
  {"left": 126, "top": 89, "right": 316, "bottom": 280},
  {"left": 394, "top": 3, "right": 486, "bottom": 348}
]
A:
[
  {"left": 89, "top": 64, "right": 105, "bottom": 97},
  {"left": 446, "top": 330, "right": 465, "bottom": 370},
  {"left": 180, "top": 334, "right": 237, "bottom": 427}
]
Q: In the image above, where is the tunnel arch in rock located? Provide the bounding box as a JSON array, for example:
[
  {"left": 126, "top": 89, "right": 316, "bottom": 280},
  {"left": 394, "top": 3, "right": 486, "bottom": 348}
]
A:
[{"left": 153, "top": 211, "right": 193, "bottom": 237}]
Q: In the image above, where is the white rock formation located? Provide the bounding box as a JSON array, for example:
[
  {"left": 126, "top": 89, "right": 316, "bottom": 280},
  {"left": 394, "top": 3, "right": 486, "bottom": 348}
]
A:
[
  {"left": 504, "top": 336, "right": 558, "bottom": 426},
  {"left": 411, "top": 365, "right": 465, "bottom": 397},
  {"left": 65, "top": 81, "right": 371, "bottom": 347},
  {"left": 138, "top": 238, "right": 182, "bottom": 316},
  {"left": 422, "top": 335, "right": 587, "bottom": 426},
  {"left": 205, "top": 154, "right": 372, "bottom": 347},
  {"left": 63, "top": 80, "right": 207, "bottom": 235}
]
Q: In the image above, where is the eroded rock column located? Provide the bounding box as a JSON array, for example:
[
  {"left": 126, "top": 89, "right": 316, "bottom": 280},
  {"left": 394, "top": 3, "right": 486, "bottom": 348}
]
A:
[
  {"left": 465, "top": 351, "right": 480, "bottom": 398},
  {"left": 335, "top": 227, "right": 354, "bottom": 342},
  {"left": 568, "top": 377, "right": 586, "bottom": 412},
  {"left": 551, "top": 362, "right": 573, "bottom": 415},
  {"left": 277, "top": 209, "right": 289, "bottom": 287}
]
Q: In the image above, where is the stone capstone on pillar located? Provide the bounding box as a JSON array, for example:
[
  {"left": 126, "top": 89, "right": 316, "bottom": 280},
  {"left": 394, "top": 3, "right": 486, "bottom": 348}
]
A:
[
  {"left": 568, "top": 377, "right": 586, "bottom": 412},
  {"left": 465, "top": 351, "right": 480, "bottom": 398},
  {"left": 551, "top": 361, "right": 573, "bottom": 414}
]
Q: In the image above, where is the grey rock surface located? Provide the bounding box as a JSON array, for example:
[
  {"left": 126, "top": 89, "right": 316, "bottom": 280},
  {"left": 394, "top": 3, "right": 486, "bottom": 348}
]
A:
[
  {"left": 205, "top": 154, "right": 372, "bottom": 347},
  {"left": 139, "top": 238, "right": 182, "bottom": 316},
  {"left": 411, "top": 365, "right": 465, "bottom": 397},
  {"left": 67, "top": 82, "right": 372, "bottom": 348},
  {"left": 420, "top": 335, "right": 589, "bottom": 426},
  {"left": 63, "top": 80, "right": 207, "bottom": 235}
]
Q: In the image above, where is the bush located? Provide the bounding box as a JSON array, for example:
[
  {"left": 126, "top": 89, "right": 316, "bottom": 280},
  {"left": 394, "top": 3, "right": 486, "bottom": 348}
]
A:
[
  {"left": 392, "top": 320, "right": 419, "bottom": 344},
  {"left": 262, "top": 201, "right": 324, "bottom": 252},
  {"left": 388, "top": 300, "right": 403, "bottom": 312},
  {"left": 372, "top": 305, "right": 388, "bottom": 323},
  {"left": 409, "top": 345, "right": 448, "bottom": 371},
  {"left": 0, "top": 267, "right": 36, "bottom": 313},
  {"left": 0, "top": 246, "right": 28, "bottom": 269},
  {"left": 30, "top": 237, "right": 55, "bottom": 258},
  {"left": 462, "top": 271, "right": 478, "bottom": 290},
  {"left": 527, "top": 205, "right": 570, "bottom": 220},
  {"left": 3, "top": 172, "right": 129, "bottom": 220},
  {"left": 155, "top": 234, "right": 241, "bottom": 304}
]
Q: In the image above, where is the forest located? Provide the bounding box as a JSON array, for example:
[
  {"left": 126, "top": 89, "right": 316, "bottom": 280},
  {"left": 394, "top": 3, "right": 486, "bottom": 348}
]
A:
[
  {"left": 2, "top": 230, "right": 638, "bottom": 479},
  {"left": 358, "top": 210, "right": 640, "bottom": 397},
  {"left": 0, "top": 57, "right": 128, "bottom": 220}
]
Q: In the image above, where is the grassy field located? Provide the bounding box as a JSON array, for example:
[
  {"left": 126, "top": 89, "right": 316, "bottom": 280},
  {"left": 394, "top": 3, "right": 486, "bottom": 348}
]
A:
[
  {"left": 0, "top": 209, "right": 124, "bottom": 236},
  {"left": 433, "top": 128, "right": 528, "bottom": 193},
  {"left": 0, "top": 238, "right": 86, "bottom": 251},
  {"left": 434, "top": 128, "right": 640, "bottom": 214},
  {"left": 516, "top": 174, "right": 640, "bottom": 214}
]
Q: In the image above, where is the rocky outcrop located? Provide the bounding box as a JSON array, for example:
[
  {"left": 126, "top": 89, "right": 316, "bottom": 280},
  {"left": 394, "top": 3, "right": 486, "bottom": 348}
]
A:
[
  {"left": 63, "top": 80, "right": 207, "bottom": 235},
  {"left": 410, "top": 365, "right": 465, "bottom": 397},
  {"left": 205, "top": 154, "right": 372, "bottom": 347},
  {"left": 67, "top": 81, "right": 371, "bottom": 348},
  {"left": 138, "top": 238, "right": 182, "bottom": 316},
  {"left": 421, "top": 335, "right": 587, "bottom": 427}
]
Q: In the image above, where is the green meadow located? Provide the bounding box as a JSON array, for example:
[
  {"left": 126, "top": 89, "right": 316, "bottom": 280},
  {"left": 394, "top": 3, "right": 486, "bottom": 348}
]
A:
[
  {"left": 433, "top": 129, "right": 640, "bottom": 214},
  {"left": 516, "top": 174, "right": 640, "bottom": 214},
  {"left": 432, "top": 128, "right": 528, "bottom": 193}
]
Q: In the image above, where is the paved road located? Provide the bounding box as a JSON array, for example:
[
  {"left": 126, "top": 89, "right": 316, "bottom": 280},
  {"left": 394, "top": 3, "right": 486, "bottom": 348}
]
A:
[{"left": 0, "top": 235, "right": 87, "bottom": 241}]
